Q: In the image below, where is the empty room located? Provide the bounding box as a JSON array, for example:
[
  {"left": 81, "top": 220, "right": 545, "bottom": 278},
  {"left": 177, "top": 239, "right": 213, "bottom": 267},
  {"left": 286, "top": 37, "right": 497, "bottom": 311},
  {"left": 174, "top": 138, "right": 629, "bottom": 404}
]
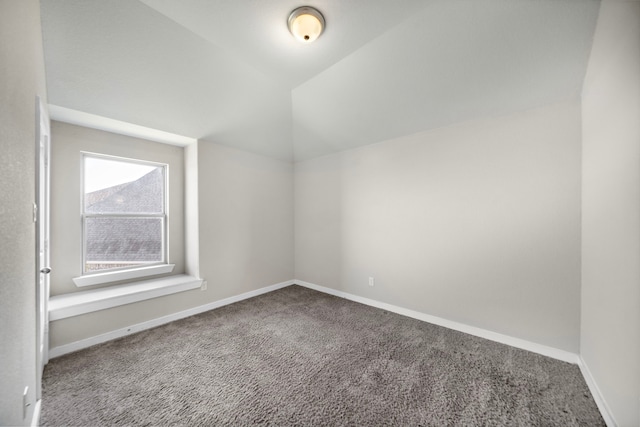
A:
[{"left": 1, "top": 0, "right": 639, "bottom": 425}]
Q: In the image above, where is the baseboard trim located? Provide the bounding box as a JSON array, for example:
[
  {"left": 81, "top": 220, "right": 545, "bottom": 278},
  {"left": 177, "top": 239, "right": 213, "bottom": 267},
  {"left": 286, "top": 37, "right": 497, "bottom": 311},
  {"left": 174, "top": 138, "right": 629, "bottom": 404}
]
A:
[
  {"left": 49, "top": 280, "right": 295, "bottom": 359},
  {"left": 294, "top": 280, "right": 580, "bottom": 365},
  {"left": 30, "top": 399, "right": 41, "bottom": 427},
  {"left": 47, "top": 278, "right": 611, "bottom": 424},
  {"left": 578, "top": 357, "right": 617, "bottom": 427},
  {"left": 50, "top": 278, "right": 580, "bottom": 364}
]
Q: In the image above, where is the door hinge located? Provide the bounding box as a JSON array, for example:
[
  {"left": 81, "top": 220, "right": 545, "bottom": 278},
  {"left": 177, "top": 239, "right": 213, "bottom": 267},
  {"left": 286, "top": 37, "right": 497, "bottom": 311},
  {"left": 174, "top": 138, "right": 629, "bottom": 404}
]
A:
[{"left": 33, "top": 203, "right": 38, "bottom": 223}]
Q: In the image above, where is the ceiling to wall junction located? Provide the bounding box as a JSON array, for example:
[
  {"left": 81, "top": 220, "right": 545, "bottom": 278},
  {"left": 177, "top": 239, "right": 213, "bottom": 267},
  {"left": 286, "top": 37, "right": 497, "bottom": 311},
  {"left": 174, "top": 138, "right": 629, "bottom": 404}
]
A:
[{"left": 40, "top": 0, "right": 600, "bottom": 161}]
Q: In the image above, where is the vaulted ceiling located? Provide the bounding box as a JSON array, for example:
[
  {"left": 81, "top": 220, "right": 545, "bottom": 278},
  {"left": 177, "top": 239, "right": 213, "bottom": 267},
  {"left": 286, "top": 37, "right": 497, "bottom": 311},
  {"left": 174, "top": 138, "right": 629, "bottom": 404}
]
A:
[{"left": 40, "top": 0, "right": 600, "bottom": 161}]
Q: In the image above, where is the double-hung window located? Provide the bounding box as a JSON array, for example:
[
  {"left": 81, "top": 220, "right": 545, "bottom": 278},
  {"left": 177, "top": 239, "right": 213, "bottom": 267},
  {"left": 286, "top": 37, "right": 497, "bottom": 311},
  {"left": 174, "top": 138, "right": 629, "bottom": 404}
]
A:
[{"left": 80, "top": 153, "right": 168, "bottom": 278}]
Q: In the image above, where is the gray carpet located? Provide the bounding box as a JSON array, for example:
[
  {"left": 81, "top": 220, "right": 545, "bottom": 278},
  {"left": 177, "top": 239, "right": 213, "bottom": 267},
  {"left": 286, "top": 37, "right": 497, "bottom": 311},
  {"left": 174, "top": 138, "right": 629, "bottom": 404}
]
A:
[{"left": 42, "top": 285, "right": 604, "bottom": 426}]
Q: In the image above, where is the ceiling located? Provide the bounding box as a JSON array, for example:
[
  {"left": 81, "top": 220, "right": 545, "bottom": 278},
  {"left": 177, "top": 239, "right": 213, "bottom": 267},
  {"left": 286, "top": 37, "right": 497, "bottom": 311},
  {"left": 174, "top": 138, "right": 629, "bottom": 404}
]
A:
[{"left": 40, "top": 0, "right": 600, "bottom": 161}]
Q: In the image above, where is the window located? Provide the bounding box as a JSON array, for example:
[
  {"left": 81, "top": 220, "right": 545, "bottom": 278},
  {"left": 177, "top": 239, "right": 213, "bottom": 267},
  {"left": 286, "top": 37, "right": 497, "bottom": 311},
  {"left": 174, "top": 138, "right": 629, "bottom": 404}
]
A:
[{"left": 81, "top": 153, "right": 168, "bottom": 275}]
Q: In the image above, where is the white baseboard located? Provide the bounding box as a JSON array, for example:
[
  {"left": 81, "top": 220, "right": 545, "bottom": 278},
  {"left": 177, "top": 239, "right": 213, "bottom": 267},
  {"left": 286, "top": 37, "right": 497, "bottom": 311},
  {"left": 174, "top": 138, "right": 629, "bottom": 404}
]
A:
[
  {"left": 30, "top": 399, "right": 41, "bottom": 427},
  {"left": 50, "top": 278, "right": 580, "bottom": 364},
  {"left": 49, "top": 280, "right": 295, "bottom": 359},
  {"left": 294, "top": 280, "right": 580, "bottom": 365},
  {"left": 578, "top": 357, "right": 617, "bottom": 427},
  {"left": 48, "top": 278, "right": 613, "bottom": 425}
]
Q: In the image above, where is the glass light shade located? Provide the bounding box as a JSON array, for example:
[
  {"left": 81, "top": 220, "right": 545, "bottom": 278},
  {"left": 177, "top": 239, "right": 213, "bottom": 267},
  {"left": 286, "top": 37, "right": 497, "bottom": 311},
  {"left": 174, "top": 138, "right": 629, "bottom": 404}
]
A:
[{"left": 288, "top": 7, "right": 325, "bottom": 43}]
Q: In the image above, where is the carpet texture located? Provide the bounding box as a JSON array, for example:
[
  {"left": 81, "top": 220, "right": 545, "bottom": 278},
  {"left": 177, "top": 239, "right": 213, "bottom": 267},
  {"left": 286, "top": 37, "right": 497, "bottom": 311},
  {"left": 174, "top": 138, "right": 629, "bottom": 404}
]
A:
[{"left": 42, "top": 285, "right": 604, "bottom": 426}]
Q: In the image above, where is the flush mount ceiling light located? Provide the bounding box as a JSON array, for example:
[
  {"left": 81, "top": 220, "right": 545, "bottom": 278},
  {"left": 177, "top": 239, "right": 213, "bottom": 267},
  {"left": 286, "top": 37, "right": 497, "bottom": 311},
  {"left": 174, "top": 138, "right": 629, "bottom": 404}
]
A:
[{"left": 288, "top": 6, "right": 325, "bottom": 43}]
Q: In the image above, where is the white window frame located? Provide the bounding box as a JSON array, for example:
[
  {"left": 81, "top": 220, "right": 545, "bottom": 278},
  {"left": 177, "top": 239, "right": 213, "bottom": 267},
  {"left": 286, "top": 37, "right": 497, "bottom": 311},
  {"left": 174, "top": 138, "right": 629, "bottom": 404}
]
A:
[{"left": 73, "top": 152, "right": 174, "bottom": 287}]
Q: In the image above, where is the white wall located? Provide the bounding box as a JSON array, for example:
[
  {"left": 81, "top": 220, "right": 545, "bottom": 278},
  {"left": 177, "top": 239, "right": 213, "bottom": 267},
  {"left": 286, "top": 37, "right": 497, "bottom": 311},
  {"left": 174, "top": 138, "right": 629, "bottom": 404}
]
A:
[
  {"left": 49, "top": 139, "right": 294, "bottom": 347},
  {"left": 197, "top": 142, "right": 295, "bottom": 296},
  {"left": 295, "top": 100, "right": 582, "bottom": 352},
  {"left": 0, "top": 0, "right": 47, "bottom": 424},
  {"left": 581, "top": 1, "right": 640, "bottom": 425},
  {"left": 184, "top": 141, "right": 200, "bottom": 278}
]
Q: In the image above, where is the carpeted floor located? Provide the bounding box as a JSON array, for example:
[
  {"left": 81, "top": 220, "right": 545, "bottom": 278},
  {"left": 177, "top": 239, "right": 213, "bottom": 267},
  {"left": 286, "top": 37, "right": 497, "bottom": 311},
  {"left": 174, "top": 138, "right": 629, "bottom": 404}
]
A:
[{"left": 42, "top": 285, "right": 604, "bottom": 426}]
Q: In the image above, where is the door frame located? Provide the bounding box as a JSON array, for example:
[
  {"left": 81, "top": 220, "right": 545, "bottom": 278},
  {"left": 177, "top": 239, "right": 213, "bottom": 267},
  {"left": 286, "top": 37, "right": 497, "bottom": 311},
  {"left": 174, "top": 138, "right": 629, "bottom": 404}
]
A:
[{"left": 35, "top": 96, "right": 50, "bottom": 400}]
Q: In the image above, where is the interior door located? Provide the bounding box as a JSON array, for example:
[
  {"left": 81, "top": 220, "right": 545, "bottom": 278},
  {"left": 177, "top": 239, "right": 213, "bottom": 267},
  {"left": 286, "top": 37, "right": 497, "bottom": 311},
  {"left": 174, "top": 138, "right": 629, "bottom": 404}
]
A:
[{"left": 35, "top": 97, "right": 51, "bottom": 400}]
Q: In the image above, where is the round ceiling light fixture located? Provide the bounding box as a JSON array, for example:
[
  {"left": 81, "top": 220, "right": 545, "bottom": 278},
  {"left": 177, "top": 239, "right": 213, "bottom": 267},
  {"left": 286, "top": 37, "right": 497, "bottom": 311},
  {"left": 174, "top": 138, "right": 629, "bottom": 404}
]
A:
[{"left": 288, "top": 6, "right": 325, "bottom": 43}]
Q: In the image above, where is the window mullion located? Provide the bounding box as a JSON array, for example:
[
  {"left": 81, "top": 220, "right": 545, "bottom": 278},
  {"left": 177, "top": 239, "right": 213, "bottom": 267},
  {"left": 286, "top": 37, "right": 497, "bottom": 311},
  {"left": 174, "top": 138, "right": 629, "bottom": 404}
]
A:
[{"left": 83, "top": 213, "right": 165, "bottom": 218}]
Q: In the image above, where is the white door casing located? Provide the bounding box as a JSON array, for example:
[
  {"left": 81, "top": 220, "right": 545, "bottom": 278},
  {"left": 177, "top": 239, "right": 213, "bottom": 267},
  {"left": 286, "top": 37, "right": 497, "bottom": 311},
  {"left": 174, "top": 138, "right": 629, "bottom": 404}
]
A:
[{"left": 35, "top": 97, "right": 51, "bottom": 400}]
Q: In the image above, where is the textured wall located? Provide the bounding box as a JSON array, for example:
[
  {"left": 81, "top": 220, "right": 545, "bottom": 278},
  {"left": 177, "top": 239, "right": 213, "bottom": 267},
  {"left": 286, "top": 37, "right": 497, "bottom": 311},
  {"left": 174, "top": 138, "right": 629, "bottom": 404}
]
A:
[
  {"left": 581, "top": 1, "right": 640, "bottom": 425},
  {"left": 295, "top": 100, "right": 582, "bottom": 352},
  {"left": 0, "top": 0, "right": 48, "bottom": 424}
]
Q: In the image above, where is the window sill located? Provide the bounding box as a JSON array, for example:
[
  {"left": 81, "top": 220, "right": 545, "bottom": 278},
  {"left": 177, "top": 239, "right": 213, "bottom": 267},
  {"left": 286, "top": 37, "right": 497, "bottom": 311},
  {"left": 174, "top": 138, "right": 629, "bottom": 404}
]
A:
[
  {"left": 49, "top": 274, "right": 203, "bottom": 321},
  {"left": 72, "top": 264, "right": 175, "bottom": 287}
]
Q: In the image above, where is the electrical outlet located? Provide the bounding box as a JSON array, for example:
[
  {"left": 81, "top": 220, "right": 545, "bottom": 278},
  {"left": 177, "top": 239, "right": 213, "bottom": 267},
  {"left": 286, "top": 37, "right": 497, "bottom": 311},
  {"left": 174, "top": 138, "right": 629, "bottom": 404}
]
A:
[
  {"left": 368, "top": 277, "right": 375, "bottom": 287},
  {"left": 201, "top": 280, "right": 207, "bottom": 291}
]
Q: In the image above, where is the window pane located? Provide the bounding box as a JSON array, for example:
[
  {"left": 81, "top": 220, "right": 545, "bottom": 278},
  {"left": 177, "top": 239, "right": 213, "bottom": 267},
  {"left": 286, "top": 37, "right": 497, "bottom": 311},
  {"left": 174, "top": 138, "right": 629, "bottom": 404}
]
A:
[
  {"left": 85, "top": 217, "right": 163, "bottom": 272},
  {"left": 84, "top": 156, "right": 164, "bottom": 214}
]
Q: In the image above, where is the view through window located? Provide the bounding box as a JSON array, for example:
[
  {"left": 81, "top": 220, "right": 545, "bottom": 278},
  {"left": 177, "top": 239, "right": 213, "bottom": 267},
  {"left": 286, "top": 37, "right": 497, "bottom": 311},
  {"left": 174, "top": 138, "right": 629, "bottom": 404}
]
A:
[{"left": 82, "top": 154, "right": 167, "bottom": 273}]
